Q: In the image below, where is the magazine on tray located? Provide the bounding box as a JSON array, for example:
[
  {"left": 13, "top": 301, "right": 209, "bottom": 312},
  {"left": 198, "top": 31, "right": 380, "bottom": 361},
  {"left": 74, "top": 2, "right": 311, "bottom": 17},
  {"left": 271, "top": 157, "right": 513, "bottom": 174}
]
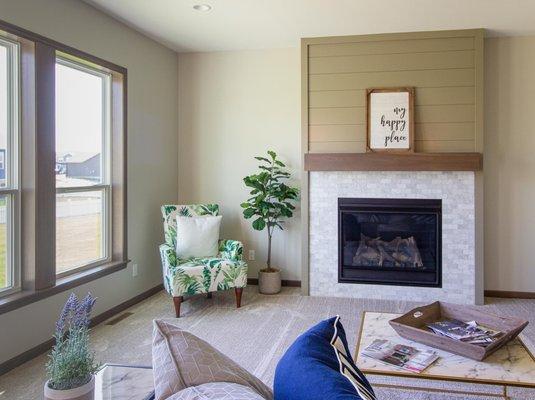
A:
[
  {"left": 361, "top": 339, "right": 439, "bottom": 373},
  {"left": 426, "top": 319, "right": 503, "bottom": 347}
]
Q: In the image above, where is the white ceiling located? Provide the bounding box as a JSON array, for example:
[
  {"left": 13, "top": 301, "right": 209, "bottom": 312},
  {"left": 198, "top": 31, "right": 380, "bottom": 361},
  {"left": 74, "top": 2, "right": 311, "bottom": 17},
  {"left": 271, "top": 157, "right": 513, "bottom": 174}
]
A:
[{"left": 84, "top": 0, "right": 535, "bottom": 52}]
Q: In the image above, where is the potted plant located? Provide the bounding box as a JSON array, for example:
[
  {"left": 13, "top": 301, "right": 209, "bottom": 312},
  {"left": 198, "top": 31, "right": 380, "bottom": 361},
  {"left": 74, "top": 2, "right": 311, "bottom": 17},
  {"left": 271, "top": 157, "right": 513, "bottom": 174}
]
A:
[
  {"left": 44, "top": 293, "right": 99, "bottom": 400},
  {"left": 241, "top": 150, "right": 299, "bottom": 294}
]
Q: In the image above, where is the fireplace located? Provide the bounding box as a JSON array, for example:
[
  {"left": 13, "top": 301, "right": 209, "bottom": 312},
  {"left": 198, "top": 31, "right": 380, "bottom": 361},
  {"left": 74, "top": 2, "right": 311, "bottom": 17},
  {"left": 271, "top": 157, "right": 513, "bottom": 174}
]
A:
[{"left": 338, "top": 198, "right": 442, "bottom": 287}]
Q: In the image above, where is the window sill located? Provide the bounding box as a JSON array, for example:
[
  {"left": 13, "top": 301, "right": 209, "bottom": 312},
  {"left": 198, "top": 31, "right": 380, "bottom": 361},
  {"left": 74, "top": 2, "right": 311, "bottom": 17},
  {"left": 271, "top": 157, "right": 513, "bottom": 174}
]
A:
[{"left": 0, "top": 260, "right": 129, "bottom": 315}]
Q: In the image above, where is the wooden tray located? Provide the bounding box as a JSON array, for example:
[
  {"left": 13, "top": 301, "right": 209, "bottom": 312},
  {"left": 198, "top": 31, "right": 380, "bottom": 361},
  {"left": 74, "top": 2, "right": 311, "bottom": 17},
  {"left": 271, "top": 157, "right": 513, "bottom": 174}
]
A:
[{"left": 389, "top": 301, "right": 529, "bottom": 361}]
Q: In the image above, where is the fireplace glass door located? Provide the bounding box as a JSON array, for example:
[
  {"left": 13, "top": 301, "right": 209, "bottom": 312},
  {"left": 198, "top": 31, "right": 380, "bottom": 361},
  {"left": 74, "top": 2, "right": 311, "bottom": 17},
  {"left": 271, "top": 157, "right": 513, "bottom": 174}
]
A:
[{"left": 338, "top": 198, "right": 441, "bottom": 287}]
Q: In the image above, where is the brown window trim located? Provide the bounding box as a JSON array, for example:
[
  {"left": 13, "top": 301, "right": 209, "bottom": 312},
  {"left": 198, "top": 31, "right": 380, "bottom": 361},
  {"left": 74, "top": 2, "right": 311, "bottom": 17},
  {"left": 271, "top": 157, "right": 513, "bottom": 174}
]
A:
[
  {"left": 0, "top": 260, "right": 129, "bottom": 315},
  {"left": 0, "top": 18, "right": 128, "bottom": 314},
  {"left": 0, "top": 18, "right": 127, "bottom": 75}
]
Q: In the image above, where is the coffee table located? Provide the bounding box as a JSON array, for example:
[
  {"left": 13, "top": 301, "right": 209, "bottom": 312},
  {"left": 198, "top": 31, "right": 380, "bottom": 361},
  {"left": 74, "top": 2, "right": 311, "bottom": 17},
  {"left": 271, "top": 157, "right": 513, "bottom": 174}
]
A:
[
  {"left": 95, "top": 364, "right": 154, "bottom": 400},
  {"left": 355, "top": 312, "right": 535, "bottom": 400}
]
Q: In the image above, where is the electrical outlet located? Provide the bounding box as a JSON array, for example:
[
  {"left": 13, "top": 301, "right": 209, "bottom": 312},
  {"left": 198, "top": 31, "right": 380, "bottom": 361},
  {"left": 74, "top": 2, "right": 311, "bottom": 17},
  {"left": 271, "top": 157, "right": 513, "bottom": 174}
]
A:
[
  {"left": 132, "top": 263, "right": 138, "bottom": 277},
  {"left": 248, "top": 250, "right": 255, "bottom": 261}
]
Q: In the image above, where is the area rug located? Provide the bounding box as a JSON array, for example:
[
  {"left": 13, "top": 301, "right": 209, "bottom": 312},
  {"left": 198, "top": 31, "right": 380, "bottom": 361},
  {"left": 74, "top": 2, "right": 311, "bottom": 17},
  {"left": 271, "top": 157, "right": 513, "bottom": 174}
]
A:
[{"left": 1, "top": 286, "right": 534, "bottom": 399}]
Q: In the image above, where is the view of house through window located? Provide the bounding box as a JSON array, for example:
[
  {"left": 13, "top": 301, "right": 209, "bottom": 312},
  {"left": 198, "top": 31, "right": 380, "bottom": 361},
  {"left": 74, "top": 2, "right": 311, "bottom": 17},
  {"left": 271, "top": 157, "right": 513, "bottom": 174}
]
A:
[
  {"left": 0, "top": 38, "right": 18, "bottom": 292},
  {"left": 55, "top": 58, "right": 111, "bottom": 274}
]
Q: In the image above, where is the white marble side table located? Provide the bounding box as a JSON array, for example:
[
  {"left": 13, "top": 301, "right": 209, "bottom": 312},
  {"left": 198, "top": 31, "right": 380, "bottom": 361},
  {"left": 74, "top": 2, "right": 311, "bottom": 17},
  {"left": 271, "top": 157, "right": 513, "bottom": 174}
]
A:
[
  {"left": 95, "top": 364, "right": 154, "bottom": 400},
  {"left": 355, "top": 312, "right": 535, "bottom": 400}
]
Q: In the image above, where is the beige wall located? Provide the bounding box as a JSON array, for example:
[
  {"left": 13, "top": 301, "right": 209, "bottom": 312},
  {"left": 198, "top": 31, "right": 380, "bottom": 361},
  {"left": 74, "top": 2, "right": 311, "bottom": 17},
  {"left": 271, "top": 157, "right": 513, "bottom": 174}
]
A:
[
  {"left": 0, "top": 0, "right": 178, "bottom": 364},
  {"left": 485, "top": 36, "right": 535, "bottom": 292},
  {"left": 178, "top": 49, "right": 301, "bottom": 281}
]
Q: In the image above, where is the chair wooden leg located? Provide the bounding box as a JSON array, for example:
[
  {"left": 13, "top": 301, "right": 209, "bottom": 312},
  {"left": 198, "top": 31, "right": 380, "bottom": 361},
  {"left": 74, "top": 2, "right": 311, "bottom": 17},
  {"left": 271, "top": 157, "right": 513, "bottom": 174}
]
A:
[
  {"left": 235, "top": 287, "right": 243, "bottom": 308},
  {"left": 173, "top": 296, "right": 183, "bottom": 318},
  {"left": 207, "top": 292, "right": 212, "bottom": 299}
]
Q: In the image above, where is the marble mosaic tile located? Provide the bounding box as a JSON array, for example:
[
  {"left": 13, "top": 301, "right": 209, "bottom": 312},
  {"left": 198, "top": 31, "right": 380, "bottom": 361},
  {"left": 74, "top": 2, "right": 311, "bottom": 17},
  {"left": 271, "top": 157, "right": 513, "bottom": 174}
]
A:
[{"left": 309, "top": 171, "right": 477, "bottom": 304}]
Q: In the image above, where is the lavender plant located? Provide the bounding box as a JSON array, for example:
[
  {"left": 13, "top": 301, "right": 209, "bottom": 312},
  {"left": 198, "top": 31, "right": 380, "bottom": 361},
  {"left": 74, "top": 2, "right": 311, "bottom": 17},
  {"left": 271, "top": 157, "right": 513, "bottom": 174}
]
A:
[{"left": 46, "top": 293, "right": 100, "bottom": 390}]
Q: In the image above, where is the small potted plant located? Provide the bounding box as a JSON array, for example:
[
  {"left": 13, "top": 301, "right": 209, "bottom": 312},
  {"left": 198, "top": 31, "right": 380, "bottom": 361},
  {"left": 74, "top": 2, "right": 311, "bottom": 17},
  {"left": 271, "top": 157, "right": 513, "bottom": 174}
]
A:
[
  {"left": 44, "top": 293, "right": 99, "bottom": 400},
  {"left": 241, "top": 150, "right": 299, "bottom": 294}
]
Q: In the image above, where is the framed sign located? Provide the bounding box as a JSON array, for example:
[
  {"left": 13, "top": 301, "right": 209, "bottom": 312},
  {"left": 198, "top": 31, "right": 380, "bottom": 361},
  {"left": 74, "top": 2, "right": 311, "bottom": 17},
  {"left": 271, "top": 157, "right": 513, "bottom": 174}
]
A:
[{"left": 366, "top": 87, "right": 414, "bottom": 153}]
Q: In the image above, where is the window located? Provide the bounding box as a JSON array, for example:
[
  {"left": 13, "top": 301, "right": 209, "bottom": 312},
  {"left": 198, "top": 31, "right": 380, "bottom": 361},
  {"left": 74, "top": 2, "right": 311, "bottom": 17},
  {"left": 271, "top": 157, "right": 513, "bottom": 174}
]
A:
[
  {"left": 0, "top": 37, "right": 19, "bottom": 294},
  {"left": 55, "top": 58, "right": 111, "bottom": 275},
  {"left": 0, "top": 21, "right": 126, "bottom": 311}
]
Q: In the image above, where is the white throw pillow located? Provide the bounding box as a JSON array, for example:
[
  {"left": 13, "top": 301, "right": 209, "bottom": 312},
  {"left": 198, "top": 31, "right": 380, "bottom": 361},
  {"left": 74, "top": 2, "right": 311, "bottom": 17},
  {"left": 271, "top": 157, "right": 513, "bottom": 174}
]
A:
[{"left": 175, "top": 215, "right": 222, "bottom": 259}]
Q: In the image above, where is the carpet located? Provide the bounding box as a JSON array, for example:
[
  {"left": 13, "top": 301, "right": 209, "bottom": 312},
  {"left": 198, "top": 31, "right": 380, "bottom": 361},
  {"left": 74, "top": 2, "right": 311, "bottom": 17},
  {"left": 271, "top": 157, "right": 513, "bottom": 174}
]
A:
[{"left": 1, "top": 286, "right": 534, "bottom": 399}]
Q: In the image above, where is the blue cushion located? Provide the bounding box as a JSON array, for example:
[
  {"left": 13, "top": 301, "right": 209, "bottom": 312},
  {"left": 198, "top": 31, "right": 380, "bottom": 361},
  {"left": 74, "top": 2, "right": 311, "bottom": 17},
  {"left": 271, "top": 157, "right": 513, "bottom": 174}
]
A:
[{"left": 274, "top": 316, "right": 376, "bottom": 400}]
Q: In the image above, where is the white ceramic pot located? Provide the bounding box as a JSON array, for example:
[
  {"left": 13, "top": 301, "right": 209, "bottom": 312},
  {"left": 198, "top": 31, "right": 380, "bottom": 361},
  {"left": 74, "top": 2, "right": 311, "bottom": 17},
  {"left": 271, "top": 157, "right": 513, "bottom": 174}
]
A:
[
  {"left": 44, "top": 375, "right": 95, "bottom": 400},
  {"left": 258, "top": 268, "right": 281, "bottom": 294}
]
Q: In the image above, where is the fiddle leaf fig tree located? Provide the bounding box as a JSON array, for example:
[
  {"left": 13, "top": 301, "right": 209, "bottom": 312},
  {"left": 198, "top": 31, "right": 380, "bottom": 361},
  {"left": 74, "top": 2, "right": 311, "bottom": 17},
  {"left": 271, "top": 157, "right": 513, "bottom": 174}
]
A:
[{"left": 241, "top": 151, "right": 299, "bottom": 272}]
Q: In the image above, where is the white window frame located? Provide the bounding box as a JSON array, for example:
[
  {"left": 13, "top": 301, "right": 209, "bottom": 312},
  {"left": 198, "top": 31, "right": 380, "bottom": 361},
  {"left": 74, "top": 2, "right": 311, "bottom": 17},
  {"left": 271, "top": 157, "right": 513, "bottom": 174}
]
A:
[
  {"left": 55, "top": 56, "right": 112, "bottom": 277},
  {"left": 0, "top": 36, "right": 20, "bottom": 295}
]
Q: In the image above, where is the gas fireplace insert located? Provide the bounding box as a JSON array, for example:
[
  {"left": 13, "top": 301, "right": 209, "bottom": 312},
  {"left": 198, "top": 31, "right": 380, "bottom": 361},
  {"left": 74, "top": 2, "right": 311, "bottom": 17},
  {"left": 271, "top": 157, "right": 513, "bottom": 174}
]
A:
[{"left": 338, "top": 198, "right": 442, "bottom": 287}]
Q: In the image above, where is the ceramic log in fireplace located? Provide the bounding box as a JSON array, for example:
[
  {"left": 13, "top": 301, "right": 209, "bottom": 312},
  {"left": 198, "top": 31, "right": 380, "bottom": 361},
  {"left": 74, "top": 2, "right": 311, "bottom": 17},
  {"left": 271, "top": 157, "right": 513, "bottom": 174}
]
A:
[{"left": 338, "top": 198, "right": 442, "bottom": 287}]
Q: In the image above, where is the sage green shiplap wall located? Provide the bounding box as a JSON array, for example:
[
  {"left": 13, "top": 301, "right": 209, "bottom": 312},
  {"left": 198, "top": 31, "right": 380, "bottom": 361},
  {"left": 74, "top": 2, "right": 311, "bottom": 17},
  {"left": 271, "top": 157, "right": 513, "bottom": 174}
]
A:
[{"left": 302, "top": 30, "right": 484, "bottom": 153}]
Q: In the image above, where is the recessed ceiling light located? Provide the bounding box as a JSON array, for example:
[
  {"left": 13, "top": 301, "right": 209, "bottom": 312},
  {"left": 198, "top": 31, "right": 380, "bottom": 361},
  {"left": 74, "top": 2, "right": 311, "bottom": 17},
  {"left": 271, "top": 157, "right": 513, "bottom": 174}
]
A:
[{"left": 193, "top": 4, "right": 212, "bottom": 11}]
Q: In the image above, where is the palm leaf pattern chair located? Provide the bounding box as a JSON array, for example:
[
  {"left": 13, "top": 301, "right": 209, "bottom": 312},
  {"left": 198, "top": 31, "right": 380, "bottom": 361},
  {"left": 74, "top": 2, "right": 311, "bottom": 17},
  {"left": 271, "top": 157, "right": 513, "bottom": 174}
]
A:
[{"left": 159, "top": 204, "right": 247, "bottom": 317}]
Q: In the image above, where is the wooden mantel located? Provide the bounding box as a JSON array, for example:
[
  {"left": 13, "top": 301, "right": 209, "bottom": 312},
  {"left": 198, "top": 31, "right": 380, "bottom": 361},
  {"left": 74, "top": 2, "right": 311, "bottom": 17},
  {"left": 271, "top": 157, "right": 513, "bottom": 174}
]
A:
[{"left": 304, "top": 152, "right": 483, "bottom": 171}]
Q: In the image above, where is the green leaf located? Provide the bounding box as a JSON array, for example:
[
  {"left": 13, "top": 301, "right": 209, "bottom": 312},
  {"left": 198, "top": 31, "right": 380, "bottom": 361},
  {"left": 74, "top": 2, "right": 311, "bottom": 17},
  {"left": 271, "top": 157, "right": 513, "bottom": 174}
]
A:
[
  {"left": 275, "top": 160, "right": 286, "bottom": 167},
  {"left": 252, "top": 218, "right": 266, "bottom": 231},
  {"left": 267, "top": 150, "right": 277, "bottom": 159},
  {"left": 243, "top": 208, "right": 256, "bottom": 218},
  {"left": 254, "top": 156, "right": 270, "bottom": 163},
  {"left": 273, "top": 172, "right": 290, "bottom": 178}
]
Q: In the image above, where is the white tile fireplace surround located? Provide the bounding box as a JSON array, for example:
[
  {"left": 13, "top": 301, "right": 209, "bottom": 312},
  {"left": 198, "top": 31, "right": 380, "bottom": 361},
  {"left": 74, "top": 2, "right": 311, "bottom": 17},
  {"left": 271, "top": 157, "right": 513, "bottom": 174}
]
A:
[{"left": 309, "top": 171, "right": 480, "bottom": 304}]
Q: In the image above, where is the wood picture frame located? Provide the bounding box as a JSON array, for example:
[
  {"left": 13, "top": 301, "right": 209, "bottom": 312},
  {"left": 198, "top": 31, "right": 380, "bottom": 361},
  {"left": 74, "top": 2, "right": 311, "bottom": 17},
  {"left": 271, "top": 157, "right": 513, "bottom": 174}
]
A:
[{"left": 366, "top": 87, "right": 415, "bottom": 153}]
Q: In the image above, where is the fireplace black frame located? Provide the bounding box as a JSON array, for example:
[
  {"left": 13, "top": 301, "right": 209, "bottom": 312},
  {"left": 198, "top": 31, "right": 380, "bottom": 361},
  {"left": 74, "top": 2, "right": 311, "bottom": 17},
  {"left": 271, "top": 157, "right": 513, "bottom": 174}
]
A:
[{"left": 338, "top": 198, "right": 442, "bottom": 287}]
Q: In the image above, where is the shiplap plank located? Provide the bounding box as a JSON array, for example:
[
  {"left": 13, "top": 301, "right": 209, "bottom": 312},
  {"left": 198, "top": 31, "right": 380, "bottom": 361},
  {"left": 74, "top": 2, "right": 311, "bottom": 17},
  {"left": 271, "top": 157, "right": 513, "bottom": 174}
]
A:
[
  {"left": 310, "top": 140, "right": 474, "bottom": 153},
  {"left": 416, "top": 87, "right": 475, "bottom": 106},
  {"left": 415, "top": 105, "right": 475, "bottom": 123},
  {"left": 416, "top": 122, "right": 475, "bottom": 141},
  {"left": 309, "top": 122, "right": 475, "bottom": 143},
  {"left": 309, "top": 141, "right": 366, "bottom": 153},
  {"left": 309, "top": 87, "right": 475, "bottom": 108},
  {"left": 309, "top": 125, "right": 366, "bottom": 142},
  {"left": 310, "top": 90, "right": 366, "bottom": 108},
  {"left": 415, "top": 140, "right": 475, "bottom": 152},
  {"left": 309, "top": 37, "right": 474, "bottom": 57},
  {"left": 310, "top": 104, "right": 474, "bottom": 125},
  {"left": 309, "top": 107, "right": 365, "bottom": 125},
  {"left": 309, "top": 69, "right": 474, "bottom": 91},
  {"left": 309, "top": 50, "right": 474, "bottom": 74}
]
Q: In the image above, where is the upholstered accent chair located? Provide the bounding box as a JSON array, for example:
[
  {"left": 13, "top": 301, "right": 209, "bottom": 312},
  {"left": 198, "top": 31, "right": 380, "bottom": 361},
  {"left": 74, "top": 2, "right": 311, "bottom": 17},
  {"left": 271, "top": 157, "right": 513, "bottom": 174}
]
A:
[{"left": 159, "top": 204, "right": 247, "bottom": 317}]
